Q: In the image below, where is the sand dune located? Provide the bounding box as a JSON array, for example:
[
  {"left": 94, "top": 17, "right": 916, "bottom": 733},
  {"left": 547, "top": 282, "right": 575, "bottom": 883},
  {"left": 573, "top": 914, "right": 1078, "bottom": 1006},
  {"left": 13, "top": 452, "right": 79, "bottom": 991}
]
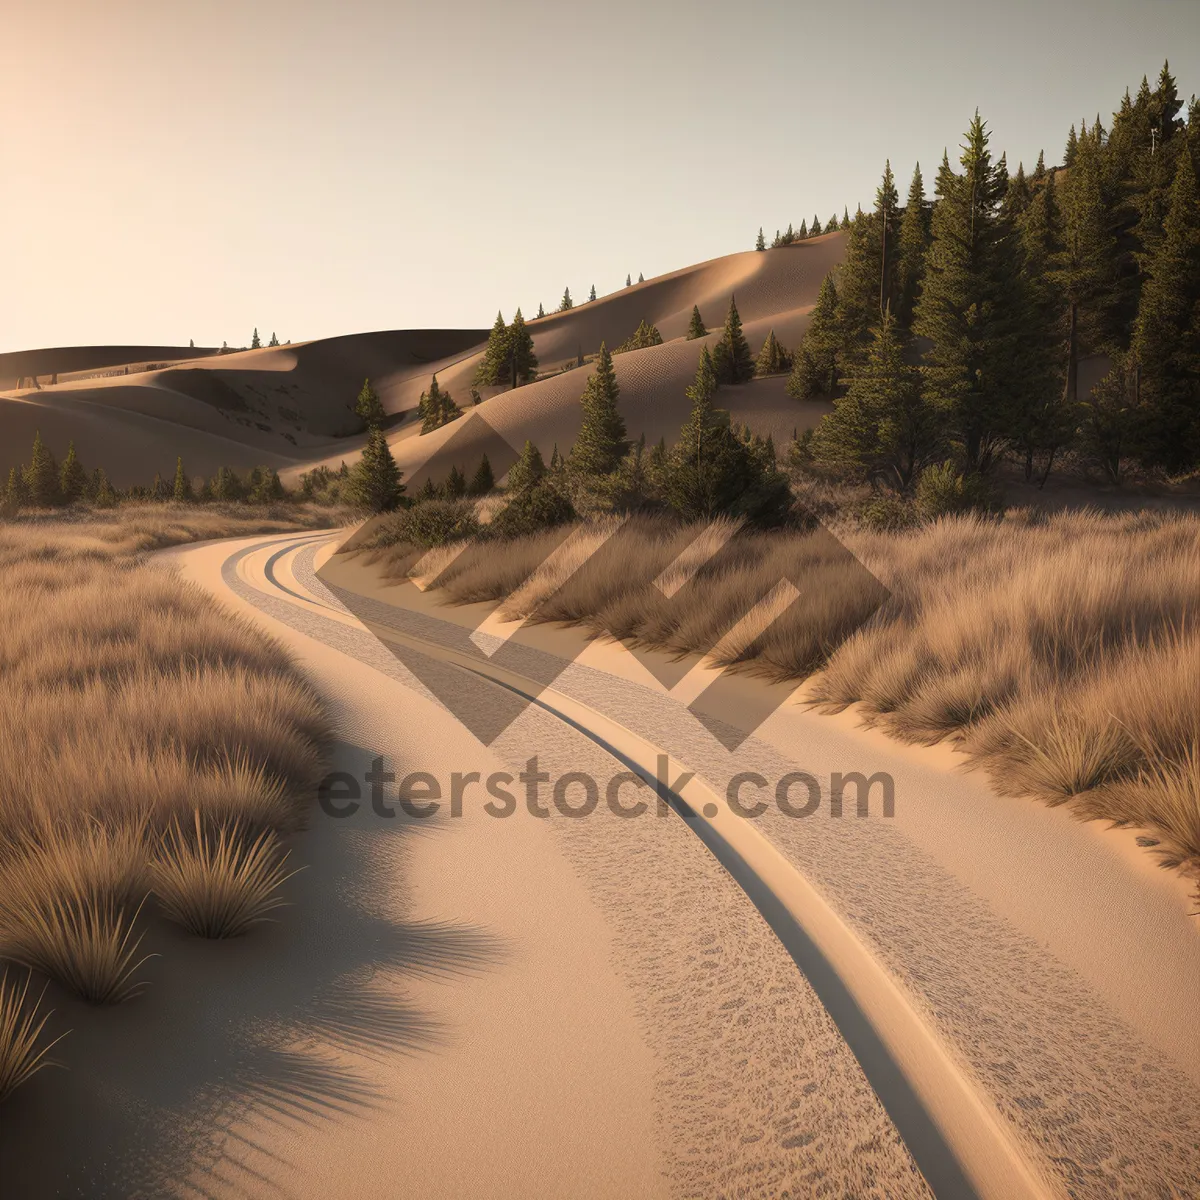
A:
[
  {"left": 297, "top": 234, "right": 846, "bottom": 486},
  {"left": 0, "top": 236, "right": 845, "bottom": 488},
  {"left": 0, "top": 344, "right": 216, "bottom": 388}
]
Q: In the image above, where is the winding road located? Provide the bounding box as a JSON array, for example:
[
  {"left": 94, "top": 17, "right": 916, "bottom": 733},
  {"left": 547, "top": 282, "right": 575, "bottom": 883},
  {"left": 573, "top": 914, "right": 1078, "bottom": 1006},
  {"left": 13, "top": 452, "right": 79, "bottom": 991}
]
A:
[{"left": 19, "top": 527, "right": 1189, "bottom": 1199}]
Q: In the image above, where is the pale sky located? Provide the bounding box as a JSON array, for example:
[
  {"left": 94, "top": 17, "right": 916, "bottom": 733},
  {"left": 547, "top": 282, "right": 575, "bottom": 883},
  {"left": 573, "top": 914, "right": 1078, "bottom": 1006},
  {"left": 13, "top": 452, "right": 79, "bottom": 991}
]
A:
[{"left": 2, "top": 0, "right": 1197, "bottom": 353}]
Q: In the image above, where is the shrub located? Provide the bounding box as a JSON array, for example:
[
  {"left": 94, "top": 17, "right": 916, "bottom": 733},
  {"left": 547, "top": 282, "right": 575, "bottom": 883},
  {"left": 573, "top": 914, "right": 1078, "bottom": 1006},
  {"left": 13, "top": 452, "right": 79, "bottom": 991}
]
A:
[
  {"left": 855, "top": 494, "right": 918, "bottom": 532},
  {"left": 367, "top": 498, "right": 479, "bottom": 550},
  {"left": 914, "top": 461, "right": 993, "bottom": 520},
  {"left": 487, "top": 482, "right": 576, "bottom": 538},
  {"left": 150, "top": 815, "right": 296, "bottom": 938}
]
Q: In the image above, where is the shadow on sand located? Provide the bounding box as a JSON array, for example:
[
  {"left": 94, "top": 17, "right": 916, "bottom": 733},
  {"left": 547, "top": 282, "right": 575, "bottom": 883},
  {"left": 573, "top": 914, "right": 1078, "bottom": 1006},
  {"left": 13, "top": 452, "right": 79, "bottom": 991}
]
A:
[{"left": 0, "top": 740, "right": 504, "bottom": 1198}]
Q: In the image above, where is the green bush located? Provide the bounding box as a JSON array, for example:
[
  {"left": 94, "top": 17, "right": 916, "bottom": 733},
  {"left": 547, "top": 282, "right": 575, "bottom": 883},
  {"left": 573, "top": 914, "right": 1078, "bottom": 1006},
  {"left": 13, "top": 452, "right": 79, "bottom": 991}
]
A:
[
  {"left": 487, "top": 483, "right": 575, "bottom": 538},
  {"left": 369, "top": 498, "right": 475, "bottom": 549},
  {"left": 914, "top": 461, "right": 993, "bottom": 520},
  {"left": 855, "top": 494, "right": 918, "bottom": 532}
]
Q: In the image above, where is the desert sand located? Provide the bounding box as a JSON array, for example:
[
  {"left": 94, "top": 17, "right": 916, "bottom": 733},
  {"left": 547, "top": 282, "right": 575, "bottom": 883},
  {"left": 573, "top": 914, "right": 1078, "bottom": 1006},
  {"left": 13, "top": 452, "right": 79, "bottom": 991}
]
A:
[{"left": 0, "top": 236, "right": 842, "bottom": 489}]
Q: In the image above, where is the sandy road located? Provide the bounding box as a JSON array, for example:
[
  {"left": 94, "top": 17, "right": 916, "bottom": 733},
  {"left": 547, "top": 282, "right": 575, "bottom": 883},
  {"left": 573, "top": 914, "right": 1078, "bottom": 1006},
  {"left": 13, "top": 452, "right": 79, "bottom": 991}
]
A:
[
  {"left": 129, "top": 529, "right": 939, "bottom": 1200},
  {"left": 9, "top": 527, "right": 1191, "bottom": 1198},
  {"left": 299, "top": 531, "right": 1200, "bottom": 1200}
]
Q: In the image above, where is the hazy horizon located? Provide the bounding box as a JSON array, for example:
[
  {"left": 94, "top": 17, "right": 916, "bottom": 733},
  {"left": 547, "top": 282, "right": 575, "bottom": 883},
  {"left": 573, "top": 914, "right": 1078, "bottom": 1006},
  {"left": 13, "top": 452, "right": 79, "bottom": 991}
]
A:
[{"left": 3, "top": 0, "right": 1197, "bottom": 354}]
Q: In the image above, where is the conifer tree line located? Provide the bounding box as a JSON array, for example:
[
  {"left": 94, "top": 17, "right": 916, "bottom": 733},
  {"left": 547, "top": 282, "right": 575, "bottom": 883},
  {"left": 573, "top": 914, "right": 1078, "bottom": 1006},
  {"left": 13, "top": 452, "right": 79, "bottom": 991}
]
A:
[
  {"left": 0, "top": 430, "right": 292, "bottom": 513},
  {"left": 787, "top": 64, "right": 1200, "bottom": 486},
  {"left": 614, "top": 320, "right": 664, "bottom": 354},
  {"left": 760, "top": 212, "right": 840, "bottom": 250}
]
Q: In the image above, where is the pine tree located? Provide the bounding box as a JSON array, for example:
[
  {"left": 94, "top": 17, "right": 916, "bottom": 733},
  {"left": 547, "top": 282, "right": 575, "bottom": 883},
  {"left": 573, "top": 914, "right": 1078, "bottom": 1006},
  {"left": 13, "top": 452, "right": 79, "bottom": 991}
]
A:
[
  {"left": 755, "top": 228, "right": 766, "bottom": 251},
  {"left": 1033, "top": 150, "right": 1046, "bottom": 182},
  {"left": 666, "top": 347, "right": 790, "bottom": 523},
  {"left": 837, "top": 164, "right": 902, "bottom": 352},
  {"left": 536, "top": 302, "right": 545, "bottom": 318},
  {"left": 507, "top": 440, "right": 546, "bottom": 493},
  {"left": 626, "top": 274, "right": 632, "bottom": 287},
  {"left": 1131, "top": 62, "right": 1187, "bottom": 274},
  {"left": 1005, "top": 162, "right": 1032, "bottom": 219},
  {"left": 568, "top": 344, "right": 627, "bottom": 477},
  {"left": 615, "top": 320, "right": 663, "bottom": 353},
  {"left": 475, "top": 311, "right": 510, "bottom": 385},
  {"left": 348, "top": 429, "right": 404, "bottom": 511},
  {"left": 637, "top": 273, "right": 644, "bottom": 283},
  {"left": 827, "top": 212, "right": 840, "bottom": 232},
  {"left": 505, "top": 309, "right": 539, "bottom": 387},
  {"left": 268, "top": 331, "right": 279, "bottom": 347},
  {"left": 469, "top": 454, "right": 495, "bottom": 495},
  {"left": 91, "top": 468, "right": 116, "bottom": 507},
  {"left": 711, "top": 295, "right": 754, "bottom": 385},
  {"left": 1013, "top": 168, "right": 1073, "bottom": 483},
  {"left": 444, "top": 464, "right": 467, "bottom": 498},
  {"left": 811, "top": 215, "right": 823, "bottom": 236},
  {"left": 812, "top": 311, "right": 941, "bottom": 489},
  {"left": 895, "top": 163, "right": 931, "bottom": 328},
  {"left": 1056, "top": 127, "right": 1118, "bottom": 411},
  {"left": 1064, "top": 123, "right": 1078, "bottom": 166},
  {"left": 419, "top": 374, "right": 460, "bottom": 433},
  {"left": 1131, "top": 149, "right": 1200, "bottom": 469},
  {"left": 787, "top": 275, "right": 842, "bottom": 398},
  {"left": 755, "top": 329, "right": 790, "bottom": 376},
  {"left": 356, "top": 377, "right": 386, "bottom": 429},
  {"left": 782, "top": 223, "right": 794, "bottom": 245},
  {"left": 3, "top": 465, "right": 29, "bottom": 512},
  {"left": 559, "top": 287, "right": 573, "bottom": 312},
  {"left": 772, "top": 229, "right": 782, "bottom": 248},
  {"left": 799, "top": 219, "right": 808, "bottom": 239},
  {"left": 589, "top": 284, "right": 597, "bottom": 302},
  {"left": 251, "top": 328, "right": 261, "bottom": 349},
  {"left": 686, "top": 305, "right": 707, "bottom": 340},
  {"left": 250, "top": 467, "right": 285, "bottom": 503},
  {"left": 59, "top": 442, "right": 87, "bottom": 503},
  {"left": 151, "top": 472, "right": 171, "bottom": 501},
  {"left": 1080, "top": 355, "right": 1137, "bottom": 483},
  {"left": 875, "top": 161, "right": 901, "bottom": 318},
  {"left": 666, "top": 347, "right": 735, "bottom": 518},
  {"left": 913, "top": 114, "right": 1023, "bottom": 470},
  {"left": 172, "top": 455, "right": 192, "bottom": 502},
  {"left": 549, "top": 444, "right": 563, "bottom": 473},
  {"left": 24, "top": 431, "right": 59, "bottom": 506},
  {"left": 212, "top": 466, "right": 243, "bottom": 502}
]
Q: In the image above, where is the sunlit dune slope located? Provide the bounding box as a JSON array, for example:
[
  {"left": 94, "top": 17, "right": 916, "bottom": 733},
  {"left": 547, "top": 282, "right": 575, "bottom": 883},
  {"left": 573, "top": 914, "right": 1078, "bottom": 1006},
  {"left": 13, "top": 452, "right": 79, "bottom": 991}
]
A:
[
  {"left": 303, "top": 233, "right": 846, "bottom": 485},
  {"left": 0, "top": 329, "right": 487, "bottom": 485},
  {"left": 0, "top": 234, "right": 845, "bottom": 487}
]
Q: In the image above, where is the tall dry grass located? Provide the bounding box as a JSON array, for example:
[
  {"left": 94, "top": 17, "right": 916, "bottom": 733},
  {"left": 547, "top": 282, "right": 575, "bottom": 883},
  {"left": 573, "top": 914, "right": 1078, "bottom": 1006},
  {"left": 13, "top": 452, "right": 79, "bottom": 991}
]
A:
[
  {"left": 0, "top": 506, "right": 333, "bottom": 1098},
  {"left": 368, "top": 508, "right": 1200, "bottom": 889}
]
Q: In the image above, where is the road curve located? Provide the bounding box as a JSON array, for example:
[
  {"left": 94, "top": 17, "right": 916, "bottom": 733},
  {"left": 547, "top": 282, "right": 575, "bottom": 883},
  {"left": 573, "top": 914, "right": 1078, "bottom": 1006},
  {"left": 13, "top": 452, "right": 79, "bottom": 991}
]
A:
[
  {"left": 149, "top": 530, "right": 935, "bottom": 1200},
  {"left": 159, "top": 528, "right": 1200, "bottom": 1200}
]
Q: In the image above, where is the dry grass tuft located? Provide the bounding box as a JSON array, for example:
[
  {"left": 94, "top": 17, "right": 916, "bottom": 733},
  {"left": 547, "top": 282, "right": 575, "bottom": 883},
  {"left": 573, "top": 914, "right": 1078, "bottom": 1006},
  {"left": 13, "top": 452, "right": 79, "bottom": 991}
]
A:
[
  {"left": 0, "top": 971, "right": 65, "bottom": 1102},
  {"left": 151, "top": 814, "right": 298, "bottom": 938},
  {"left": 0, "top": 506, "right": 332, "bottom": 1034},
  {"left": 390, "top": 507, "right": 1200, "bottom": 885}
]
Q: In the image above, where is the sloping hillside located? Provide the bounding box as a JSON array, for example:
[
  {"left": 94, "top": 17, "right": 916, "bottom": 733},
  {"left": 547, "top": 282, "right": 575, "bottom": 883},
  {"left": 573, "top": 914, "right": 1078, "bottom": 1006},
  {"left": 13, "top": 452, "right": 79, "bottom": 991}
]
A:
[
  {"left": 0, "top": 330, "right": 487, "bottom": 485},
  {"left": 0, "top": 233, "right": 845, "bottom": 487},
  {"left": 305, "top": 232, "right": 847, "bottom": 487}
]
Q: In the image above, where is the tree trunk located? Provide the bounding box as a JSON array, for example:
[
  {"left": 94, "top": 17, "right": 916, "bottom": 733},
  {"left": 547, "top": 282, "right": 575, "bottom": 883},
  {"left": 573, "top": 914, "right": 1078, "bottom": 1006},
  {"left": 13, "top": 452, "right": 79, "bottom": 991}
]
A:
[{"left": 1037, "top": 446, "right": 1057, "bottom": 489}]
